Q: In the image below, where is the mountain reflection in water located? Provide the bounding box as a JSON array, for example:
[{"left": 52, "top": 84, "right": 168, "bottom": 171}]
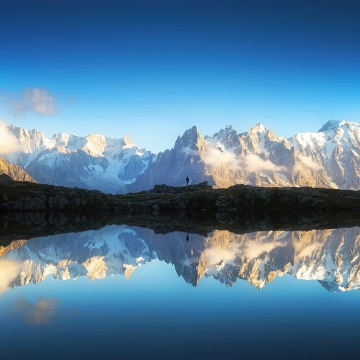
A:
[
  {"left": 1, "top": 224, "right": 360, "bottom": 292},
  {"left": 3, "top": 221, "right": 360, "bottom": 359}
]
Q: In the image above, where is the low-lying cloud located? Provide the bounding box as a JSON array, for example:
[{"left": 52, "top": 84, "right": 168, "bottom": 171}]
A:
[
  {"left": 203, "top": 147, "right": 239, "bottom": 169},
  {"left": 296, "top": 155, "right": 322, "bottom": 171},
  {"left": 0, "top": 259, "right": 24, "bottom": 293},
  {"left": 0, "top": 120, "right": 21, "bottom": 153},
  {"left": 240, "top": 154, "right": 286, "bottom": 173},
  {"left": 203, "top": 146, "right": 285, "bottom": 173},
  {"left": 203, "top": 246, "right": 237, "bottom": 266},
  {"left": 297, "top": 242, "right": 323, "bottom": 258},
  {"left": 244, "top": 240, "right": 286, "bottom": 259}
]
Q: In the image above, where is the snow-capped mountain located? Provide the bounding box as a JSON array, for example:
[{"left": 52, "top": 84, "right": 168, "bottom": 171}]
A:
[
  {"left": 2, "top": 225, "right": 360, "bottom": 292},
  {"left": 3, "top": 120, "right": 360, "bottom": 192},
  {"left": 126, "top": 126, "right": 212, "bottom": 191},
  {"left": 289, "top": 120, "right": 360, "bottom": 189},
  {"left": 128, "top": 120, "right": 360, "bottom": 191},
  {"left": 3, "top": 125, "right": 156, "bottom": 193}
]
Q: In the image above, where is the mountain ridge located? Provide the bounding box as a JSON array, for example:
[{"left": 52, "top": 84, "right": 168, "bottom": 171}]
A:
[
  {"left": 2, "top": 120, "right": 360, "bottom": 193},
  {"left": 4, "top": 125, "right": 156, "bottom": 193}
]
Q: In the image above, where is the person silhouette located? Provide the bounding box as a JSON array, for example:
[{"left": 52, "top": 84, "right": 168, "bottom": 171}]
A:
[
  {"left": 186, "top": 176, "right": 189, "bottom": 186},
  {"left": 186, "top": 233, "right": 190, "bottom": 242}
]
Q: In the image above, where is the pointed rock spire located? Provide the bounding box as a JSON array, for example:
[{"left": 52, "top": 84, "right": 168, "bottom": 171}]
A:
[{"left": 124, "top": 132, "right": 135, "bottom": 146}]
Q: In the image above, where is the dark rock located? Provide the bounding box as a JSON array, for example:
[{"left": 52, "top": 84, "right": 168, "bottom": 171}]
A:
[{"left": 0, "top": 174, "right": 13, "bottom": 184}]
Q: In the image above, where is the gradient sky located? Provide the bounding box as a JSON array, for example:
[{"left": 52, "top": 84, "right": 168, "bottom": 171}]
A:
[{"left": 1, "top": 0, "right": 359, "bottom": 153}]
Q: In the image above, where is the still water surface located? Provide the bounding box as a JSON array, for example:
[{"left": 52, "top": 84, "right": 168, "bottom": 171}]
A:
[{"left": 1, "top": 225, "right": 360, "bottom": 359}]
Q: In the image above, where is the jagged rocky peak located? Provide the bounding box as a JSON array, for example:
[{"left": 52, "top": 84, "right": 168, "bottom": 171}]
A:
[
  {"left": 82, "top": 133, "right": 107, "bottom": 157},
  {"left": 9, "top": 124, "right": 41, "bottom": 138},
  {"left": 211, "top": 125, "right": 239, "bottom": 148},
  {"left": 8, "top": 124, "right": 48, "bottom": 152},
  {"left": 246, "top": 122, "right": 282, "bottom": 141},
  {"left": 85, "top": 132, "right": 106, "bottom": 143},
  {"left": 174, "top": 126, "right": 206, "bottom": 151},
  {"left": 318, "top": 120, "right": 345, "bottom": 132},
  {"left": 317, "top": 119, "right": 360, "bottom": 134},
  {"left": 52, "top": 132, "right": 71, "bottom": 144},
  {"left": 250, "top": 122, "right": 267, "bottom": 133},
  {"left": 123, "top": 132, "right": 135, "bottom": 147},
  {"left": 213, "top": 124, "right": 237, "bottom": 136},
  {"left": 245, "top": 123, "right": 268, "bottom": 142}
]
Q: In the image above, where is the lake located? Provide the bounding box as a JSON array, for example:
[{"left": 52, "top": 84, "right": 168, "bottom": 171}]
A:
[{"left": 1, "top": 223, "right": 360, "bottom": 359}]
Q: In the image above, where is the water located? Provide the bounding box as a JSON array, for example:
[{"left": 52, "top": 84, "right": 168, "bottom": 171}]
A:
[{"left": 1, "top": 224, "right": 360, "bottom": 359}]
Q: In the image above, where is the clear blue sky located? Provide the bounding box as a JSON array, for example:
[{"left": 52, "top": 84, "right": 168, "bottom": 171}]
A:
[{"left": 1, "top": 0, "right": 359, "bottom": 153}]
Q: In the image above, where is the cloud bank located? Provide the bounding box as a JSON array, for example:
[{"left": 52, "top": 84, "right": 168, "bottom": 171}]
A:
[
  {"left": 296, "top": 155, "right": 322, "bottom": 171},
  {"left": 0, "top": 259, "right": 24, "bottom": 293},
  {"left": 244, "top": 240, "right": 286, "bottom": 259},
  {"left": 204, "top": 146, "right": 285, "bottom": 173},
  {"left": 203, "top": 147, "right": 239, "bottom": 169},
  {"left": 241, "top": 154, "right": 286, "bottom": 173},
  {"left": 0, "top": 120, "right": 21, "bottom": 153}
]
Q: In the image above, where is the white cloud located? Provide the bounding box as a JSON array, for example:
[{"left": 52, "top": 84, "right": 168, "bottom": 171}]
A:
[
  {"left": 296, "top": 155, "right": 322, "bottom": 171},
  {"left": 203, "top": 146, "right": 286, "bottom": 174},
  {"left": 241, "top": 154, "right": 286, "bottom": 173},
  {"left": 5, "top": 88, "right": 57, "bottom": 116},
  {"left": 0, "top": 120, "right": 21, "bottom": 153},
  {"left": 244, "top": 240, "right": 286, "bottom": 259},
  {"left": 297, "top": 242, "right": 323, "bottom": 258},
  {"left": 0, "top": 259, "right": 24, "bottom": 293},
  {"left": 204, "top": 246, "right": 237, "bottom": 266},
  {"left": 203, "top": 147, "right": 239, "bottom": 169}
]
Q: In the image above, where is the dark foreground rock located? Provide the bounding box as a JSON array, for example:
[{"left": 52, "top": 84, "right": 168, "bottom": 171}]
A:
[{"left": 1, "top": 178, "right": 360, "bottom": 213}]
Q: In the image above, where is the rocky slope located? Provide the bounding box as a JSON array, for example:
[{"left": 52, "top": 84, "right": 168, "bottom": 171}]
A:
[{"left": 0, "top": 157, "right": 34, "bottom": 182}]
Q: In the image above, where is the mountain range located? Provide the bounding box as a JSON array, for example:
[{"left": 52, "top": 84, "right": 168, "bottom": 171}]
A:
[
  {"left": 1, "top": 225, "right": 359, "bottom": 292},
  {"left": 1, "top": 120, "right": 360, "bottom": 193}
]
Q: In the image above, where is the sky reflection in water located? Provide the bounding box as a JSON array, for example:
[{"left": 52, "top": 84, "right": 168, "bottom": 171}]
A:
[{"left": 1, "top": 225, "right": 360, "bottom": 359}]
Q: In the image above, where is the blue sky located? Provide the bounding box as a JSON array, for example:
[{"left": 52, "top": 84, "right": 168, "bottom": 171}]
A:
[{"left": 1, "top": 0, "right": 359, "bottom": 153}]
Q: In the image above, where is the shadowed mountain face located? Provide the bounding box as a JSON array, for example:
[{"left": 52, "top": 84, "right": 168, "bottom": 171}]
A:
[{"left": 2, "top": 224, "right": 360, "bottom": 292}]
